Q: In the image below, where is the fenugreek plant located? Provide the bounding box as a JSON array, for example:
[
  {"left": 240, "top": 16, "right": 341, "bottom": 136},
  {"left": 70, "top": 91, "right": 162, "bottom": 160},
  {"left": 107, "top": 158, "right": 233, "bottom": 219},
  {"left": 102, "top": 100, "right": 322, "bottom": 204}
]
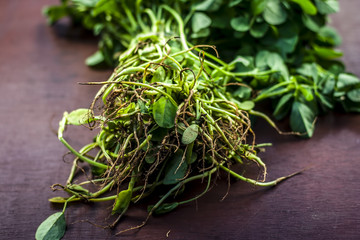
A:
[{"left": 36, "top": 4, "right": 299, "bottom": 239}]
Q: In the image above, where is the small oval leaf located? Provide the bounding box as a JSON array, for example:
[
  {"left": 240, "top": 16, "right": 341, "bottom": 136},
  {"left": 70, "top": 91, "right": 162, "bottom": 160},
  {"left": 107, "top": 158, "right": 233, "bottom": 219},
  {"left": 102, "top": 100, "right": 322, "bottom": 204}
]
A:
[
  {"left": 263, "top": 0, "right": 287, "bottom": 25},
  {"left": 192, "top": 12, "right": 212, "bottom": 33},
  {"left": 347, "top": 88, "right": 360, "bottom": 103},
  {"left": 85, "top": 50, "right": 105, "bottom": 67},
  {"left": 238, "top": 101, "right": 255, "bottom": 110},
  {"left": 273, "top": 93, "right": 293, "bottom": 120},
  {"left": 153, "top": 97, "right": 177, "bottom": 128},
  {"left": 313, "top": 45, "right": 343, "bottom": 60},
  {"left": 151, "top": 67, "right": 166, "bottom": 83},
  {"left": 290, "top": 101, "right": 316, "bottom": 138},
  {"left": 315, "top": 0, "right": 339, "bottom": 14},
  {"left": 230, "top": 15, "right": 250, "bottom": 32},
  {"left": 181, "top": 124, "right": 199, "bottom": 145},
  {"left": 35, "top": 212, "right": 66, "bottom": 240},
  {"left": 337, "top": 73, "right": 360, "bottom": 90},
  {"left": 163, "top": 150, "right": 188, "bottom": 185},
  {"left": 112, "top": 189, "right": 132, "bottom": 215},
  {"left": 289, "top": 0, "right": 317, "bottom": 15},
  {"left": 66, "top": 108, "right": 93, "bottom": 125},
  {"left": 151, "top": 202, "right": 179, "bottom": 215}
]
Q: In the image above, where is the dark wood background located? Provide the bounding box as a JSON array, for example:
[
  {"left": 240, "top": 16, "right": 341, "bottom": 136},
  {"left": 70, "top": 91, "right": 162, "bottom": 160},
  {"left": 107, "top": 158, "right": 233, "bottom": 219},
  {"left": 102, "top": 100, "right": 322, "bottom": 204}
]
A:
[{"left": 1, "top": 1, "right": 359, "bottom": 239}]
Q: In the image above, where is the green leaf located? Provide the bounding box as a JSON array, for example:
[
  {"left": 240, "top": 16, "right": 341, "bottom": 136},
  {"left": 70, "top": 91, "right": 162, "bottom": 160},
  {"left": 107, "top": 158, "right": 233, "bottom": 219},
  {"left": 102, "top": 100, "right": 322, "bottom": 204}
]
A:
[
  {"left": 273, "top": 93, "right": 293, "bottom": 120},
  {"left": 193, "top": 0, "right": 223, "bottom": 12},
  {"left": 148, "top": 202, "right": 179, "bottom": 215},
  {"left": 42, "top": 6, "right": 69, "bottom": 25},
  {"left": 92, "top": 0, "right": 119, "bottom": 16},
  {"left": 315, "top": 0, "right": 339, "bottom": 14},
  {"left": 263, "top": 0, "right": 287, "bottom": 25},
  {"left": 250, "top": 21, "right": 269, "bottom": 38},
  {"left": 321, "top": 75, "right": 336, "bottom": 94},
  {"left": 230, "top": 15, "right": 250, "bottom": 32},
  {"left": 138, "top": 99, "right": 148, "bottom": 114},
  {"left": 317, "top": 26, "right": 341, "bottom": 46},
  {"left": 347, "top": 88, "right": 360, "bottom": 103},
  {"left": 229, "top": 0, "right": 243, "bottom": 7},
  {"left": 149, "top": 127, "right": 168, "bottom": 141},
  {"left": 296, "top": 63, "right": 318, "bottom": 82},
  {"left": 317, "top": 92, "right": 333, "bottom": 109},
  {"left": 255, "top": 50, "right": 270, "bottom": 69},
  {"left": 153, "top": 97, "right": 177, "bottom": 128},
  {"left": 192, "top": 12, "right": 212, "bottom": 33},
  {"left": 302, "top": 14, "right": 324, "bottom": 32},
  {"left": 85, "top": 50, "right": 105, "bottom": 67},
  {"left": 290, "top": 101, "right": 316, "bottom": 137},
  {"left": 188, "top": 152, "right": 198, "bottom": 164},
  {"left": 273, "top": 21, "right": 299, "bottom": 55},
  {"left": 238, "top": 101, "right": 255, "bottom": 110},
  {"left": 181, "top": 124, "right": 199, "bottom": 145},
  {"left": 327, "top": 61, "right": 345, "bottom": 75},
  {"left": 313, "top": 45, "right": 343, "bottom": 60},
  {"left": 66, "top": 108, "right": 93, "bottom": 125},
  {"left": 93, "top": 23, "right": 104, "bottom": 35},
  {"left": 233, "top": 86, "right": 252, "bottom": 100},
  {"left": 35, "top": 212, "right": 66, "bottom": 240},
  {"left": 289, "top": 0, "right": 317, "bottom": 15},
  {"left": 112, "top": 189, "right": 132, "bottom": 215},
  {"left": 145, "top": 155, "right": 156, "bottom": 164},
  {"left": 229, "top": 56, "right": 253, "bottom": 72},
  {"left": 267, "top": 52, "right": 289, "bottom": 80},
  {"left": 163, "top": 150, "right": 188, "bottom": 185},
  {"left": 251, "top": 0, "right": 267, "bottom": 15},
  {"left": 151, "top": 67, "right": 166, "bottom": 83},
  {"left": 255, "top": 51, "right": 289, "bottom": 79},
  {"left": 299, "top": 86, "right": 314, "bottom": 101},
  {"left": 176, "top": 122, "right": 186, "bottom": 135},
  {"left": 336, "top": 73, "right": 360, "bottom": 90},
  {"left": 275, "top": 35, "right": 298, "bottom": 55},
  {"left": 91, "top": 165, "right": 106, "bottom": 176}
]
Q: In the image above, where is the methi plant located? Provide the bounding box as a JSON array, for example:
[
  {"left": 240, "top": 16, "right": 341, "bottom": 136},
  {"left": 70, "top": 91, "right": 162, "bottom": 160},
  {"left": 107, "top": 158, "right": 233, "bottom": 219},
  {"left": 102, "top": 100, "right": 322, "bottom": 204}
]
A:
[{"left": 36, "top": 4, "right": 299, "bottom": 239}]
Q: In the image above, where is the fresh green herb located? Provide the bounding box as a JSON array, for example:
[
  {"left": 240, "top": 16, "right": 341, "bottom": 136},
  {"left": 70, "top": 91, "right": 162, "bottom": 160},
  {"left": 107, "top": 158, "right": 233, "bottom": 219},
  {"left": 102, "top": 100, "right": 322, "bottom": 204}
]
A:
[{"left": 39, "top": 3, "right": 300, "bottom": 235}]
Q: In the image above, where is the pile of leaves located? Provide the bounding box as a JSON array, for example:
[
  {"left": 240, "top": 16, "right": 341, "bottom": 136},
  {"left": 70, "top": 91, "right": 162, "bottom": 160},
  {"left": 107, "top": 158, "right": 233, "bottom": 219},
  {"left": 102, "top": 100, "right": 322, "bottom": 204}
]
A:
[{"left": 36, "top": 4, "right": 298, "bottom": 239}]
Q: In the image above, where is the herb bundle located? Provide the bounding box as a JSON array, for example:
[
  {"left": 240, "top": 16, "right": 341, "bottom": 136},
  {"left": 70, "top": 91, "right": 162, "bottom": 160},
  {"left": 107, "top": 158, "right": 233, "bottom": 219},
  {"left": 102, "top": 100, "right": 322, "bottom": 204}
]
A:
[
  {"left": 36, "top": 0, "right": 360, "bottom": 239},
  {"left": 36, "top": 4, "right": 298, "bottom": 239}
]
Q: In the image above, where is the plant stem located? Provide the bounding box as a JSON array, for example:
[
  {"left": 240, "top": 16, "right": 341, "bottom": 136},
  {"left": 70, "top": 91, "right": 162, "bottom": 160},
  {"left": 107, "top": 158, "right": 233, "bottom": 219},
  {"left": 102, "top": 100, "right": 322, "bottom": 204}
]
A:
[
  {"left": 218, "top": 163, "right": 299, "bottom": 187},
  {"left": 59, "top": 137, "right": 108, "bottom": 170}
]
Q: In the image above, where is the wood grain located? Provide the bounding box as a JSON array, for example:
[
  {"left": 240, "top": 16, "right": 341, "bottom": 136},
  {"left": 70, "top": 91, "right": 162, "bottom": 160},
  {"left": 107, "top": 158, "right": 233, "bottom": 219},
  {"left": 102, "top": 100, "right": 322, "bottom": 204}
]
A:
[{"left": 0, "top": 1, "right": 359, "bottom": 239}]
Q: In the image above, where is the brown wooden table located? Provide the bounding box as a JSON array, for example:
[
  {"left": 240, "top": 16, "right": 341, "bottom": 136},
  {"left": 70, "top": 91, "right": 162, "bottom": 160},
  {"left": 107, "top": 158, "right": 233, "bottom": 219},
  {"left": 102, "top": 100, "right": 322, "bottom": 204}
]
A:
[{"left": 1, "top": 1, "right": 359, "bottom": 239}]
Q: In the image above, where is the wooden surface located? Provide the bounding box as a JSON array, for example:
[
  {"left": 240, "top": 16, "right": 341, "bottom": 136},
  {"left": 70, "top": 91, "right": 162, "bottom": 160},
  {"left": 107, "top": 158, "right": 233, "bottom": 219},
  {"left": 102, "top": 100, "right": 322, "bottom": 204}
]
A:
[{"left": 1, "top": 1, "right": 359, "bottom": 239}]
